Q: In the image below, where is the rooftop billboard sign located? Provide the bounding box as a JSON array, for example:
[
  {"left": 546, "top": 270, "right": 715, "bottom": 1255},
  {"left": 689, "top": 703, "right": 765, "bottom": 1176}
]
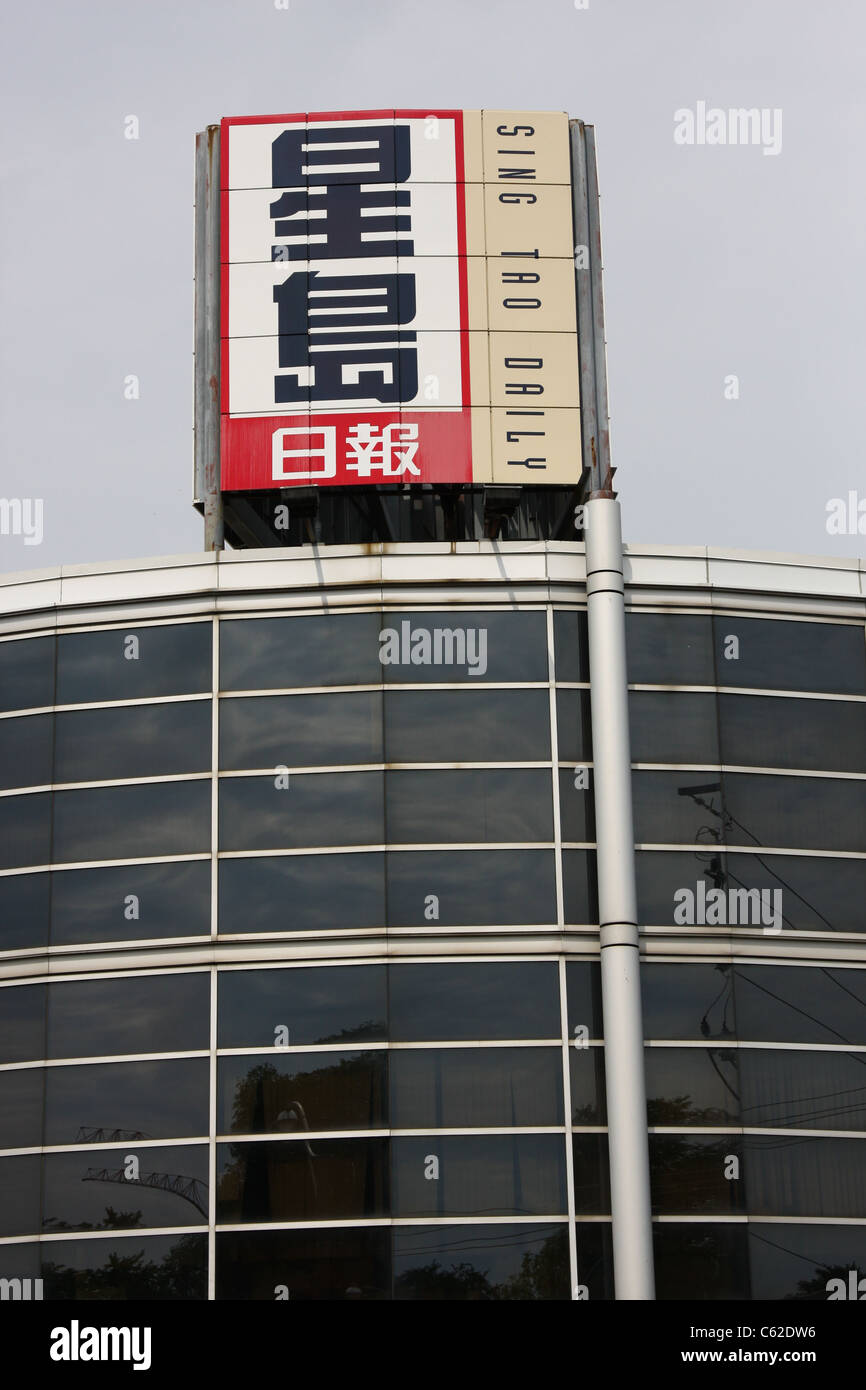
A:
[{"left": 208, "top": 109, "right": 582, "bottom": 493}]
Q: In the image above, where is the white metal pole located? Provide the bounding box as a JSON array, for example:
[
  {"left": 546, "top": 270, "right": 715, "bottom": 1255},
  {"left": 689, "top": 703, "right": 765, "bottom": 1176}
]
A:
[{"left": 585, "top": 495, "right": 655, "bottom": 1299}]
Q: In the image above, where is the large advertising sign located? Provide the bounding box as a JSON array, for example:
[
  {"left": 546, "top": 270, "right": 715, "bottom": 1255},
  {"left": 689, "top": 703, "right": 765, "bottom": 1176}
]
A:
[{"left": 219, "top": 109, "right": 580, "bottom": 490}]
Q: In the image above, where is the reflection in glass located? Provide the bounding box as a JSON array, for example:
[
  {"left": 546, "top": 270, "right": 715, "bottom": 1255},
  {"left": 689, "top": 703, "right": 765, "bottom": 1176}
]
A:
[
  {"left": 386, "top": 769, "right": 553, "bottom": 843},
  {"left": 42, "top": 1233, "right": 207, "bottom": 1300},
  {"left": 740, "top": 1049, "right": 866, "bottom": 1130},
  {"left": 628, "top": 691, "right": 719, "bottom": 766},
  {"left": 565, "top": 961, "right": 604, "bottom": 1040},
  {"left": 218, "top": 1052, "right": 387, "bottom": 1134},
  {"left": 632, "top": 772, "right": 725, "bottom": 846},
  {"left": 387, "top": 849, "right": 557, "bottom": 927},
  {"left": 553, "top": 610, "right": 590, "bottom": 684},
  {"left": 388, "top": 961, "right": 560, "bottom": 1041},
  {"left": 572, "top": 1135, "right": 610, "bottom": 1214},
  {"left": 383, "top": 610, "right": 548, "bottom": 684},
  {"left": 47, "top": 972, "right": 210, "bottom": 1059},
  {"left": 0, "top": 872, "right": 50, "bottom": 951},
  {"left": 575, "top": 1222, "right": 614, "bottom": 1301},
  {"left": 0, "top": 1068, "right": 43, "bottom": 1149},
  {"left": 51, "top": 861, "right": 210, "bottom": 946},
  {"left": 734, "top": 965, "right": 866, "bottom": 1045},
  {"left": 0, "top": 712, "right": 52, "bottom": 790},
  {"left": 654, "top": 1224, "right": 749, "bottom": 1301},
  {"left": 558, "top": 771, "right": 595, "bottom": 843},
  {"left": 718, "top": 693, "right": 866, "bottom": 773},
  {"left": 645, "top": 1048, "right": 740, "bottom": 1126},
  {"left": 569, "top": 1047, "right": 606, "bottom": 1125},
  {"left": 44, "top": 1058, "right": 209, "bottom": 1145},
  {"left": 0, "top": 635, "right": 54, "bottom": 713},
  {"left": 390, "top": 1048, "right": 563, "bottom": 1129},
  {"left": 393, "top": 1223, "right": 569, "bottom": 1300},
  {"left": 52, "top": 781, "right": 211, "bottom": 864},
  {"left": 650, "top": 1135, "right": 744, "bottom": 1214},
  {"left": 625, "top": 613, "right": 714, "bottom": 686},
  {"left": 0, "top": 1156, "right": 41, "bottom": 1235},
  {"left": 220, "top": 691, "right": 383, "bottom": 770},
  {"left": 386, "top": 687, "right": 551, "bottom": 763},
  {"left": 42, "top": 1144, "right": 209, "bottom": 1233},
  {"left": 392, "top": 1135, "right": 566, "bottom": 1217},
  {"left": 723, "top": 772, "right": 866, "bottom": 853},
  {"left": 0, "top": 983, "right": 46, "bottom": 1064},
  {"left": 641, "top": 963, "right": 737, "bottom": 1041},
  {"left": 711, "top": 616, "right": 866, "bottom": 695},
  {"left": 0, "top": 792, "right": 51, "bottom": 869},
  {"left": 216, "top": 1227, "right": 389, "bottom": 1300},
  {"left": 216, "top": 1138, "right": 388, "bottom": 1223},
  {"left": 748, "top": 1223, "right": 866, "bottom": 1301},
  {"left": 54, "top": 701, "right": 211, "bottom": 783},
  {"left": 219, "top": 853, "right": 385, "bottom": 934},
  {"left": 554, "top": 688, "right": 593, "bottom": 763},
  {"left": 217, "top": 965, "right": 387, "bottom": 1048},
  {"left": 219, "top": 772, "right": 383, "bottom": 851},
  {"left": 57, "top": 624, "right": 211, "bottom": 705},
  {"left": 220, "top": 613, "right": 383, "bottom": 692},
  {"left": 744, "top": 1135, "right": 866, "bottom": 1218}
]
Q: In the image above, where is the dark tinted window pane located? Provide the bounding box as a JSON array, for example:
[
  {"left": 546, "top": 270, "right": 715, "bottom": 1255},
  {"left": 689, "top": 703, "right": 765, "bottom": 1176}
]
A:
[
  {"left": 386, "top": 688, "right": 550, "bottom": 763},
  {"left": 220, "top": 692, "right": 382, "bottom": 770},
  {"left": 633, "top": 772, "right": 724, "bottom": 845},
  {"left": 645, "top": 1047, "right": 740, "bottom": 1126},
  {"left": 629, "top": 692, "right": 719, "bottom": 765},
  {"left": 636, "top": 850, "right": 727, "bottom": 927},
  {"left": 387, "top": 769, "right": 553, "bottom": 843},
  {"left": 51, "top": 861, "right": 211, "bottom": 947},
  {"left": 383, "top": 611, "right": 548, "bottom": 684},
  {"left": 562, "top": 850, "right": 596, "bottom": 924},
  {"left": 748, "top": 1223, "right": 866, "bottom": 1301},
  {"left": 741, "top": 1049, "right": 866, "bottom": 1131},
  {"left": 0, "top": 792, "right": 50, "bottom": 868},
  {"left": 394, "top": 1223, "right": 569, "bottom": 1300},
  {"left": 220, "top": 613, "right": 382, "bottom": 691},
  {"left": 565, "top": 961, "right": 604, "bottom": 1040},
  {"left": 44, "top": 1059, "right": 209, "bottom": 1146},
  {"left": 387, "top": 849, "right": 557, "bottom": 927},
  {"left": 0, "top": 636, "right": 54, "bottom": 713},
  {"left": 219, "top": 772, "right": 382, "bottom": 851},
  {"left": 57, "top": 624, "right": 211, "bottom": 705},
  {"left": 219, "top": 853, "right": 384, "bottom": 934},
  {"left": 575, "top": 1222, "right": 614, "bottom": 1301},
  {"left": 569, "top": 1047, "right": 606, "bottom": 1124},
  {"left": 216, "top": 1138, "right": 388, "bottom": 1223},
  {"left": 625, "top": 613, "right": 714, "bottom": 686},
  {"left": 0, "top": 1243, "right": 39, "bottom": 1281},
  {"left": 745, "top": 1135, "right": 866, "bottom": 1217},
  {"left": 572, "top": 1134, "right": 610, "bottom": 1214},
  {"left": 559, "top": 770, "right": 595, "bottom": 841},
  {"left": 54, "top": 701, "right": 211, "bottom": 783},
  {"left": 390, "top": 1047, "right": 563, "bottom": 1128},
  {"left": 47, "top": 972, "right": 210, "bottom": 1059},
  {"left": 654, "top": 1223, "right": 749, "bottom": 1300},
  {"left": 0, "top": 1156, "right": 41, "bottom": 1235},
  {"left": 726, "top": 854, "right": 864, "bottom": 935},
  {"left": 0, "top": 983, "right": 46, "bottom": 1063},
  {"left": 218, "top": 966, "right": 387, "bottom": 1048},
  {"left": 555, "top": 689, "right": 592, "bottom": 762},
  {"left": 42, "top": 1233, "right": 207, "bottom": 1301},
  {"left": 43, "top": 1143, "right": 208, "bottom": 1232},
  {"left": 219, "top": 1051, "right": 387, "bottom": 1134},
  {"left": 734, "top": 965, "right": 866, "bottom": 1045},
  {"left": 0, "top": 713, "right": 52, "bottom": 789},
  {"left": 719, "top": 694, "right": 866, "bottom": 773},
  {"left": 216, "top": 1227, "right": 389, "bottom": 1300},
  {"left": 641, "top": 963, "right": 737, "bottom": 1041},
  {"left": 0, "top": 1067, "right": 43, "bottom": 1148},
  {"left": 392, "top": 1135, "right": 566, "bottom": 1216},
  {"left": 0, "top": 872, "right": 50, "bottom": 950},
  {"left": 650, "top": 1135, "right": 744, "bottom": 1214},
  {"left": 389, "top": 962, "right": 560, "bottom": 1041},
  {"left": 713, "top": 617, "right": 866, "bottom": 695},
  {"left": 723, "top": 772, "right": 866, "bottom": 853},
  {"left": 52, "top": 781, "right": 211, "bottom": 863},
  {"left": 553, "top": 610, "right": 590, "bottom": 684}
]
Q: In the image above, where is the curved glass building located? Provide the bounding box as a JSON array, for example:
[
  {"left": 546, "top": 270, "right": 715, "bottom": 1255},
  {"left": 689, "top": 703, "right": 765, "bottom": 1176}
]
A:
[{"left": 0, "top": 540, "right": 864, "bottom": 1300}]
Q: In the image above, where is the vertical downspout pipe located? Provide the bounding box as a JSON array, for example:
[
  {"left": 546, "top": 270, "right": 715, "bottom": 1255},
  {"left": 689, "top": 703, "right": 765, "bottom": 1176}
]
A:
[{"left": 585, "top": 496, "right": 655, "bottom": 1299}]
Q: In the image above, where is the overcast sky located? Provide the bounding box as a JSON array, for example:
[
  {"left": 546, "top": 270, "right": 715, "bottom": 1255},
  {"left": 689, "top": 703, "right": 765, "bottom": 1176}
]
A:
[{"left": 1, "top": 0, "right": 863, "bottom": 572}]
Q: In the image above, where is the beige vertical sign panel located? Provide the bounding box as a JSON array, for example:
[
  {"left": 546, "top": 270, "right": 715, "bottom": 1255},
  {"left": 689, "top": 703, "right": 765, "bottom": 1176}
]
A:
[{"left": 462, "top": 110, "right": 581, "bottom": 485}]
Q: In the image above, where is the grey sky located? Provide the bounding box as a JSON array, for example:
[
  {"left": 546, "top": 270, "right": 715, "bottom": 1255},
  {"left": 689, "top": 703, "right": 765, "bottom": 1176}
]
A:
[{"left": 1, "top": 0, "right": 863, "bottom": 571}]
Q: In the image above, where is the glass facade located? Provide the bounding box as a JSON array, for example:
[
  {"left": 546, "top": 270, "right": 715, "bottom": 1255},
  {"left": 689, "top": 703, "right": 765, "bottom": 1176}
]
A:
[{"left": 0, "top": 556, "right": 864, "bottom": 1300}]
